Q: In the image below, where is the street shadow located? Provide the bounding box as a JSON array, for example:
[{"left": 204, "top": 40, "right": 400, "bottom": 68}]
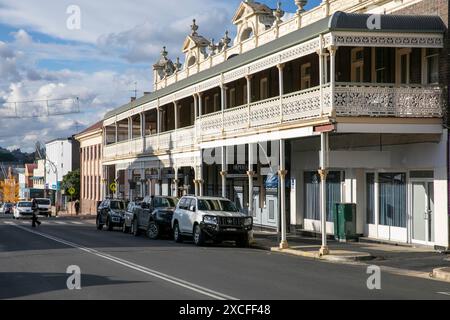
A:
[{"left": 0, "top": 272, "right": 144, "bottom": 299}]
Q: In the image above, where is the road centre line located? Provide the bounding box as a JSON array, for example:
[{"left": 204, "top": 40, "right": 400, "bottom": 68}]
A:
[{"left": 10, "top": 223, "right": 238, "bottom": 300}]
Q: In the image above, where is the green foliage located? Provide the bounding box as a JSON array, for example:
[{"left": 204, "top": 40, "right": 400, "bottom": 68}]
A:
[{"left": 61, "top": 169, "right": 80, "bottom": 200}]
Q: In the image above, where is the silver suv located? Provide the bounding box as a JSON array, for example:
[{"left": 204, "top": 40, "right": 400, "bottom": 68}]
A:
[{"left": 171, "top": 196, "right": 253, "bottom": 247}]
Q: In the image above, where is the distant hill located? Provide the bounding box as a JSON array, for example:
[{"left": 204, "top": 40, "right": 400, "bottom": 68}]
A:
[{"left": 0, "top": 147, "right": 35, "bottom": 164}]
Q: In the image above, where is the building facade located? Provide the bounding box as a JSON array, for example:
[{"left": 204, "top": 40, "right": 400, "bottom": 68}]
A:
[
  {"left": 75, "top": 121, "right": 103, "bottom": 215},
  {"left": 102, "top": 0, "right": 449, "bottom": 249}
]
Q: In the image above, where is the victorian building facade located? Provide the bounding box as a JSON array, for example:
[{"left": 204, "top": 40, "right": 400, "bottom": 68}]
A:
[
  {"left": 102, "top": 0, "right": 449, "bottom": 250},
  {"left": 75, "top": 121, "right": 104, "bottom": 215}
]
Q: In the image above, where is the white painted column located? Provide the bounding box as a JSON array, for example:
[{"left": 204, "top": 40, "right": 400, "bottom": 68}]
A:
[
  {"left": 319, "top": 132, "right": 330, "bottom": 256},
  {"left": 173, "top": 167, "right": 179, "bottom": 197},
  {"left": 277, "top": 63, "right": 285, "bottom": 122},
  {"left": 128, "top": 117, "right": 132, "bottom": 140},
  {"left": 141, "top": 112, "right": 146, "bottom": 137},
  {"left": 220, "top": 146, "right": 227, "bottom": 198},
  {"left": 247, "top": 143, "right": 255, "bottom": 217},
  {"left": 318, "top": 35, "right": 325, "bottom": 116},
  {"left": 245, "top": 75, "right": 252, "bottom": 127},
  {"left": 140, "top": 168, "right": 145, "bottom": 198},
  {"left": 173, "top": 101, "right": 178, "bottom": 130},
  {"left": 329, "top": 46, "right": 337, "bottom": 115},
  {"left": 279, "top": 139, "right": 288, "bottom": 249},
  {"left": 114, "top": 122, "right": 118, "bottom": 144},
  {"left": 220, "top": 83, "right": 227, "bottom": 132}
]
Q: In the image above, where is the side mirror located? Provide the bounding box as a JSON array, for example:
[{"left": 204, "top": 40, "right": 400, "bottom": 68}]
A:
[{"left": 190, "top": 206, "right": 196, "bottom": 212}]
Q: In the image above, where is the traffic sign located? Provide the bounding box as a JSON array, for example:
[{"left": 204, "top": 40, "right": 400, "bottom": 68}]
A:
[
  {"left": 68, "top": 187, "right": 76, "bottom": 196},
  {"left": 110, "top": 183, "right": 117, "bottom": 193}
]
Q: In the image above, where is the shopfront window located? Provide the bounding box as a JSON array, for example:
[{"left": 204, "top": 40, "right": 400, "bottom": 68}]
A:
[
  {"left": 304, "top": 171, "right": 342, "bottom": 222},
  {"left": 366, "top": 173, "right": 375, "bottom": 224},
  {"left": 379, "top": 173, "right": 406, "bottom": 228}
]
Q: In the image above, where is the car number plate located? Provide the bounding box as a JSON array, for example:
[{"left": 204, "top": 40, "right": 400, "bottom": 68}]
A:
[{"left": 225, "top": 228, "right": 237, "bottom": 232}]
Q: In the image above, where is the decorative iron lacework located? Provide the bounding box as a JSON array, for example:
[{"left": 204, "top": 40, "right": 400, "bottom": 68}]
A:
[
  {"left": 333, "top": 33, "right": 444, "bottom": 48},
  {"left": 334, "top": 85, "right": 443, "bottom": 117}
]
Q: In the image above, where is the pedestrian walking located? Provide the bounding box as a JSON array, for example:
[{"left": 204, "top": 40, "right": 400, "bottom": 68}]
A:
[
  {"left": 31, "top": 199, "right": 41, "bottom": 228},
  {"left": 74, "top": 200, "right": 80, "bottom": 216}
]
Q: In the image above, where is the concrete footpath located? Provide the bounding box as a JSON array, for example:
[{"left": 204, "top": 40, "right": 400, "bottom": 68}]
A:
[{"left": 252, "top": 231, "right": 450, "bottom": 282}]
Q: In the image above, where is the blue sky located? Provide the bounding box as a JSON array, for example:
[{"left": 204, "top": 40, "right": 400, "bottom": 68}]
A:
[{"left": 0, "top": 0, "right": 321, "bottom": 151}]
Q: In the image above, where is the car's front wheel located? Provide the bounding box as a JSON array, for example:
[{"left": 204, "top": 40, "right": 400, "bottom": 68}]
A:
[
  {"left": 96, "top": 216, "right": 103, "bottom": 230},
  {"left": 236, "top": 235, "right": 250, "bottom": 248},
  {"left": 106, "top": 217, "right": 114, "bottom": 231},
  {"left": 147, "top": 220, "right": 160, "bottom": 240},
  {"left": 173, "top": 222, "right": 183, "bottom": 243},
  {"left": 132, "top": 219, "right": 140, "bottom": 237},
  {"left": 122, "top": 221, "right": 130, "bottom": 234},
  {"left": 193, "top": 225, "right": 205, "bottom": 246}
]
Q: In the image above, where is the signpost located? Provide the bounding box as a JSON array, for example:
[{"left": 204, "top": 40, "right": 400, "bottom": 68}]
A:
[{"left": 68, "top": 187, "right": 76, "bottom": 215}]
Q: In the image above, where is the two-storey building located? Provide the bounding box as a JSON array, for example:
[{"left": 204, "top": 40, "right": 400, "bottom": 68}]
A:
[{"left": 102, "top": 0, "right": 449, "bottom": 250}]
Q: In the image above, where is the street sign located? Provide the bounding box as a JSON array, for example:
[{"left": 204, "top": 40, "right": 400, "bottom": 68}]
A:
[
  {"left": 110, "top": 182, "right": 117, "bottom": 193},
  {"left": 68, "top": 187, "right": 76, "bottom": 196}
]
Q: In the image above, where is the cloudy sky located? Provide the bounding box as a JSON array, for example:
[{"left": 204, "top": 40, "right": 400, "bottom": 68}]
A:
[{"left": 0, "top": 0, "right": 320, "bottom": 152}]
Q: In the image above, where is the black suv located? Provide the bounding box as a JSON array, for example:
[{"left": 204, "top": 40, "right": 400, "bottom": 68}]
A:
[
  {"left": 96, "top": 199, "right": 127, "bottom": 231},
  {"left": 130, "top": 196, "right": 178, "bottom": 239}
]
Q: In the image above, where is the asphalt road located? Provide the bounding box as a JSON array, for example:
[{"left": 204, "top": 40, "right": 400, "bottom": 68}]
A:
[{"left": 0, "top": 214, "right": 449, "bottom": 300}]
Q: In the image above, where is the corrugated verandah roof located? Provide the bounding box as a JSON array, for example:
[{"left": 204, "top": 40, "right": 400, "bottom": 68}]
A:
[{"left": 104, "top": 11, "right": 446, "bottom": 121}]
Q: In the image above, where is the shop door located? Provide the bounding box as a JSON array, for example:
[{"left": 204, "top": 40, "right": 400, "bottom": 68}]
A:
[{"left": 412, "top": 181, "right": 434, "bottom": 245}]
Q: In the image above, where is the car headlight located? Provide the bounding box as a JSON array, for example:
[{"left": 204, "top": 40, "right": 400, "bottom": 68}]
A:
[
  {"left": 203, "top": 216, "right": 218, "bottom": 225},
  {"left": 244, "top": 217, "right": 253, "bottom": 226}
]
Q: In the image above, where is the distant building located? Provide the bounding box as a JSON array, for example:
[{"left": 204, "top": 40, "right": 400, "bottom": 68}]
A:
[
  {"left": 45, "top": 137, "right": 80, "bottom": 209},
  {"left": 74, "top": 121, "right": 103, "bottom": 215}
]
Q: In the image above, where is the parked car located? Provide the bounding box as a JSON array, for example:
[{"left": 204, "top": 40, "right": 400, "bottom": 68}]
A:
[
  {"left": 34, "top": 198, "right": 52, "bottom": 217},
  {"left": 13, "top": 201, "right": 34, "bottom": 219},
  {"left": 171, "top": 196, "right": 253, "bottom": 247},
  {"left": 1, "top": 203, "right": 14, "bottom": 214},
  {"left": 122, "top": 201, "right": 142, "bottom": 234},
  {"left": 96, "top": 199, "right": 127, "bottom": 231},
  {"left": 127, "top": 196, "right": 179, "bottom": 239}
]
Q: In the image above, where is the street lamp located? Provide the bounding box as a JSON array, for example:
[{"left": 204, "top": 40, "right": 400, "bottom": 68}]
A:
[{"left": 45, "top": 158, "right": 59, "bottom": 215}]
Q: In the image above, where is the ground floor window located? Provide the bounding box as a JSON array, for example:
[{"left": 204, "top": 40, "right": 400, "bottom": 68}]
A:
[
  {"left": 379, "top": 173, "right": 406, "bottom": 228},
  {"left": 304, "top": 171, "right": 342, "bottom": 222},
  {"left": 366, "top": 173, "right": 375, "bottom": 224}
]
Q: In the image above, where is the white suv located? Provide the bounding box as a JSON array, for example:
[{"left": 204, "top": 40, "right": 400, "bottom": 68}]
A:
[{"left": 171, "top": 196, "right": 253, "bottom": 247}]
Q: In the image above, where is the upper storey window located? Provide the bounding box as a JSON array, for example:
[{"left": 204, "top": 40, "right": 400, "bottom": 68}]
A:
[
  {"left": 187, "top": 56, "right": 197, "bottom": 67},
  {"left": 241, "top": 27, "right": 254, "bottom": 42},
  {"left": 300, "top": 63, "right": 311, "bottom": 90},
  {"left": 425, "top": 48, "right": 439, "bottom": 84},
  {"left": 351, "top": 48, "right": 364, "bottom": 83}
]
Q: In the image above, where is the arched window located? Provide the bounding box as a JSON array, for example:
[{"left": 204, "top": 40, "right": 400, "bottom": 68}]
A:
[
  {"left": 187, "top": 56, "right": 196, "bottom": 67},
  {"left": 240, "top": 27, "right": 254, "bottom": 42}
]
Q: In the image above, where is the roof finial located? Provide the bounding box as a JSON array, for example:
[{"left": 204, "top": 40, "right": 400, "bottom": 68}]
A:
[
  {"left": 191, "top": 19, "right": 199, "bottom": 36},
  {"left": 221, "top": 30, "right": 231, "bottom": 50},
  {"left": 274, "top": 1, "right": 285, "bottom": 24},
  {"left": 295, "top": 0, "right": 308, "bottom": 14},
  {"left": 161, "top": 46, "right": 168, "bottom": 58}
]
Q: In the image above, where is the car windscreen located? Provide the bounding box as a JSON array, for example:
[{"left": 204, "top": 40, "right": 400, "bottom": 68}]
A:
[
  {"left": 36, "top": 199, "right": 51, "bottom": 205},
  {"left": 110, "top": 201, "right": 125, "bottom": 210},
  {"left": 198, "top": 199, "right": 239, "bottom": 212},
  {"left": 18, "top": 202, "right": 32, "bottom": 208},
  {"left": 154, "top": 197, "right": 178, "bottom": 208}
]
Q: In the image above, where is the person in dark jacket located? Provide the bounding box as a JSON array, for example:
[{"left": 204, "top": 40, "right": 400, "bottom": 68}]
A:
[{"left": 31, "top": 199, "right": 41, "bottom": 228}]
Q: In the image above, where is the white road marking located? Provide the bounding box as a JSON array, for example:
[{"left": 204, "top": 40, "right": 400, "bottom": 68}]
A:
[
  {"left": 4, "top": 221, "right": 14, "bottom": 225},
  {"left": 70, "top": 221, "right": 84, "bottom": 225},
  {"left": 437, "top": 292, "right": 450, "bottom": 296},
  {"left": 11, "top": 223, "right": 238, "bottom": 300},
  {"left": 55, "top": 221, "right": 67, "bottom": 225}
]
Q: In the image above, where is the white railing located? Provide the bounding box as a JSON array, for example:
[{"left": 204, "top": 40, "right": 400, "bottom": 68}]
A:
[
  {"left": 105, "top": 83, "right": 443, "bottom": 159},
  {"left": 198, "top": 85, "right": 332, "bottom": 137},
  {"left": 334, "top": 83, "right": 443, "bottom": 117}
]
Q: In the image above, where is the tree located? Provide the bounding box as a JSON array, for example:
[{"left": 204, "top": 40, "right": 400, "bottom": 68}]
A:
[
  {"left": 61, "top": 169, "right": 80, "bottom": 200},
  {"left": 0, "top": 167, "right": 19, "bottom": 203}
]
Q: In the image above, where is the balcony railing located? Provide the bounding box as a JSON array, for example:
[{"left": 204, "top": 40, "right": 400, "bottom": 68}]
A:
[
  {"left": 104, "top": 126, "right": 197, "bottom": 160},
  {"left": 334, "top": 83, "right": 443, "bottom": 117},
  {"left": 199, "top": 85, "right": 330, "bottom": 137},
  {"left": 104, "top": 83, "right": 443, "bottom": 160}
]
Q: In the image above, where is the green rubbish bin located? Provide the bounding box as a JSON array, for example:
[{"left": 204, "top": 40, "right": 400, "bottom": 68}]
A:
[{"left": 334, "top": 203, "right": 358, "bottom": 242}]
